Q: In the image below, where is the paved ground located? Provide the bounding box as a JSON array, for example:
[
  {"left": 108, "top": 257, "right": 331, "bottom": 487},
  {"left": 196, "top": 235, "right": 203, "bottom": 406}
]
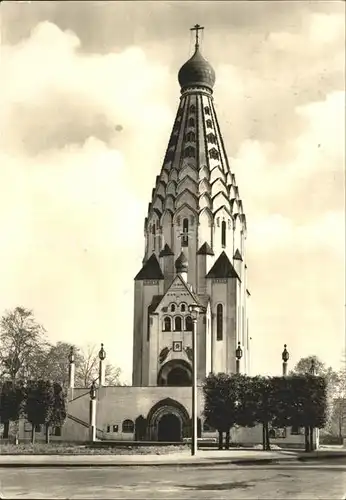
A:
[
  {"left": 1, "top": 462, "right": 346, "bottom": 499},
  {"left": 2, "top": 448, "right": 346, "bottom": 467},
  {"left": 0, "top": 449, "right": 298, "bottom": 466}
]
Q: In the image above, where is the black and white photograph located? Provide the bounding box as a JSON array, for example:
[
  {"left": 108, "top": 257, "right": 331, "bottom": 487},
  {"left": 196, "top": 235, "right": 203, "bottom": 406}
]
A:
[{"left": 0, "top": 1, "right": 345, "bottom": 498}]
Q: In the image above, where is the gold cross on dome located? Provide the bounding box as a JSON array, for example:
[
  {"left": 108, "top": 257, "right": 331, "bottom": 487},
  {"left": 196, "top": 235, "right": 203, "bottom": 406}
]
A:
[{"left": 190, "top": 24, "right": 204, "bottom": 49}]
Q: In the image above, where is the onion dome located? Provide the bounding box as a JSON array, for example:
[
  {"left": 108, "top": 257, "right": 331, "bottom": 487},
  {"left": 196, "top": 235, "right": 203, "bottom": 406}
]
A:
[
  {"left": 175, "top": 251, "right": 188, "bottom": 274},
  {"left": 178, "top": 47, "right": 216, "bottom": 92}
]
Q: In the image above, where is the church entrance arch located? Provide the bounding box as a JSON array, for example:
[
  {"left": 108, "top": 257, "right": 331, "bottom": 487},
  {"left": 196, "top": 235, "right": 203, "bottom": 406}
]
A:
[
  {"left": 158, "top": 413, "right": 181, "bottom": 442},
  {"left": 146, "top": 398, "right": 190, "bottom": 442},
  {"left": 157, "top": 360, "right": 192, "bottom": 387}
]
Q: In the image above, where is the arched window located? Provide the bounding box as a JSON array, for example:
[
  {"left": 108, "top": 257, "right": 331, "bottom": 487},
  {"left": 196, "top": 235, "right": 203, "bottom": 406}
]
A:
[
  {"left": 152, "top": 224, "right": 156, "bottom": 235},
  {"left": 207, "top": 133, "right": 216, "bottom": 144},
  {"left": 174, "top": 317, "right": 182, "bottom": 331},
  {"left": 185, "top": 316, "right": 193, "bottom": 331},
  {"left": 188, "top": 117, "right": 195, "bottom": 127},
  {"left": 171, "top": 304, "right": 176, "bottom": 312},
  {"left": 182, "top": 218, "right": 189, "bottom": 247},
  {"left": 189, "top": 104, "right": 196, "bottom": 113},
  {"left": 122, "top": 419, "right": 134, "bottom": 433},
  {"left": 206, "top": 119, "right": 212, "bottom": 128},
  {"left": 209, "top": 148, "right": 219, "bottom": 160},
  {"left": 183, "top": 146, "right": 196, "bottom": 158},
  {"left": 216, "top": 304, "right": 223, "bottom": 341},
  {"left": 163, "top": 317, "right": 172, "bottom": 332},
  {"left": 204, "top": 106, "right": 210, "bottom": 115},
  {"left": 221, "top": 220, "right": 226, "bottom": 247},
  {"left": 185, "top": 131, "right": 196, "bottom": 142},
  {"left": 180, "top": 304, "right": 186, "bottom": 312}
]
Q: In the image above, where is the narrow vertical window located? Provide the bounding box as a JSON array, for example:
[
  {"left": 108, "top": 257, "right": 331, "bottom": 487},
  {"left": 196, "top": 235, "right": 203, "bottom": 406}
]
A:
[
  {"left": 174, "top": 317, "right": 182, "bottom": 331},
  {"left": 221, "top": 220, "right": 226, "bottom": 248},
  {"left": 163, "top": 317, "right": 172, "bottom": 332},
  {"left": 185, "top": 316, "right": 193, "bottom": 331},
  {"left": 216, "top": 304, "right": 223, "bottom": 341},
  {"left": 182, "top": 218, "right": 189, "bottom": 247}
]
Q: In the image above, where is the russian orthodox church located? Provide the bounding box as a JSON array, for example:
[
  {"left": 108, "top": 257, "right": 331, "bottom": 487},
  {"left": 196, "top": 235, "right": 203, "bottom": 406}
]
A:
[
  {"left": 15, "top": 27, "right": 307, "bottom": 447},
  {"left": 132, "top": 24, "right": 250, "bottom": 389}
]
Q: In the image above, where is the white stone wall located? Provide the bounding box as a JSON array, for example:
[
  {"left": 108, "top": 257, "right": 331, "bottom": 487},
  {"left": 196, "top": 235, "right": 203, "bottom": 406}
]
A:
[{"left": 46, "top": 386, "right": 308, "bottom": 448}]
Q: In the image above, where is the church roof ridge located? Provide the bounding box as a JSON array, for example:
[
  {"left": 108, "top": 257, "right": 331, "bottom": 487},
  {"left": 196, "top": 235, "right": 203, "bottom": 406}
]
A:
[
  {"left": 206, "top": 251, "right": 240, "bottom": 280},
  {"left": 197, "top": 242, "right": 214, "bottom": 256},
  {"left": 134, "top": 254, "right": 164, "bottom": 281},
  {"left": 233, "top": 249, "right": 243, "bottom": 261},
  {"left": 159, "top": 244, "right": 174, "bottom": 257}
]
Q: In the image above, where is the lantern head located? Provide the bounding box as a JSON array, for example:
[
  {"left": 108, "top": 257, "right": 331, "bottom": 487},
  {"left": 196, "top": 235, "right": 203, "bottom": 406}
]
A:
[
  {"left": 282, "top": 344, "right": 289, "bottom": 362},
  {"left": 98, "top": 343, "right": 106, "bottom": 361},
  {"left": 89, "top": 380, "right": 97, "bottom": 400},
  {"left": 235, "top": 342, "right": 243, "bottom": 360},
  {"left": 68, "top": 346, "right": 75, "bottom": 363}
]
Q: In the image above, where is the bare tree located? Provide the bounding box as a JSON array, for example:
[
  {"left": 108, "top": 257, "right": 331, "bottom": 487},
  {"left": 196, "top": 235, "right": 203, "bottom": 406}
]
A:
[
  {"left": 0, "top": 307, "right": 48, "bottom": 383},
  {"left": 75, "top": 344, "right": 98, "bottom": 387},
  {"left": 74, "top": 344, "right": 122, "bottom": 387},
  {"left": 33, "top": 342, "right": 84, "bottom": 388}
]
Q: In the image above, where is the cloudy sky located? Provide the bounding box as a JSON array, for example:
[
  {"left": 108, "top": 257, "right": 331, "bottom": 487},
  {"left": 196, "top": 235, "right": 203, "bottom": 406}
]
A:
[{"left": 1, "top": 1, "right": 345, "bottom": 383}]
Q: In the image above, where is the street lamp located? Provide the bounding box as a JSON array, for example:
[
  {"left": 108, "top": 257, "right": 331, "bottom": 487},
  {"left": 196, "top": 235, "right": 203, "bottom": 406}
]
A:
[
  {"left": 68, "top": 346, "right": 75, "bottom": 396},
  {"left": 98, "top": 343, "right": 106, "bottom": 387},
  {"left": 282, "top": 344, "right": 289, "bottom": 376},
  {"left": 89, "top": 380, "right": 97, "bottom": 442},
  {"left": 89, "top": 380, "right": 97, "bottom": 400},
  {"left": 235, "top": 342, "right": 243, "bottom": 374},
  {"left": 68, "top": 346, "right": 75, "bottom": 364},
  {"left": 98, "top": 343, "right": 106, "bottom": 360},
  {"left": 188, "top": 303, "right": 206, "bottom": 457}
]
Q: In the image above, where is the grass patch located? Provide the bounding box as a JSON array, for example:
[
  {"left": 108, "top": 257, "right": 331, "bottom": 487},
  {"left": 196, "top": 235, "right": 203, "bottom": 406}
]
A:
[{"left": 0, "top": 442, "right": 187, "bottom": 455}]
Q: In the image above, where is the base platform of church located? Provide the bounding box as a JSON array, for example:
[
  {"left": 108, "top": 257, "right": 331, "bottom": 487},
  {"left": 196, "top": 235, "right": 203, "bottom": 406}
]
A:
[{"left": 12, "top": 385, "right": 313, "bottom": 448}]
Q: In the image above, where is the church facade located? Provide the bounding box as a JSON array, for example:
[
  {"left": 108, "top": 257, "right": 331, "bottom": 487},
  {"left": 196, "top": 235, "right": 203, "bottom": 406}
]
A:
[{"left": 15, "top": 29, "right": 308, "bottom": 448}]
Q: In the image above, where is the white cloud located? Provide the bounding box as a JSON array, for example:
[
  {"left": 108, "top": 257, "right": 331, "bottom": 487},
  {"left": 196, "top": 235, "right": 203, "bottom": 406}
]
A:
[
  {"left": 0, "top": 15, "right": 344, "bottom": 382},
  {"left": 0, "top": 22, "right": 176, "bottom": 380}
]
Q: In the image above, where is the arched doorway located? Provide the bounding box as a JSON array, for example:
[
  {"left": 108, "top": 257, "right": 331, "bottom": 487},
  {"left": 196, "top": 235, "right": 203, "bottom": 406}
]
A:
[
  {"left": 167, "top": 367, "right": 191, "bottom": 386},
  {"left": 146, "top": 398, "right": 190, "bottom": 441},
  {"left": 157, "top": 360, "right": 192, "bottom": 387},
  {"left": 158, "top": 413, "right": 181, "bottom": 442}
]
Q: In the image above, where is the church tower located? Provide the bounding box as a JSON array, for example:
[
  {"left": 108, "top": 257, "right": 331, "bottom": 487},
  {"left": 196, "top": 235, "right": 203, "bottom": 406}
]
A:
[{"left": 132, "top": 26, "right": 250, "bottom": 387}]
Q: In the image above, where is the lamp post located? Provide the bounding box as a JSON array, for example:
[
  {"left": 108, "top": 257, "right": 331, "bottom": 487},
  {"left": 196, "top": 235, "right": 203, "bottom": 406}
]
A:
[
  {"left": 98, "top": 343, "right": 106, "bottom": 387},
  {"left": 235, "top": 342, "right": 243, "bottom": 374},
  {"left": 188, "top": 303, "right": 205, "bottom": 456},
  {"left": 68, "top": 347, "right": 75, "bottom": 400},
  {"left": 89, "top": 380, "right": 97, "bottom": 442},
  {"left": 282, "top": 344, "right": 289, "bottom": 376}
]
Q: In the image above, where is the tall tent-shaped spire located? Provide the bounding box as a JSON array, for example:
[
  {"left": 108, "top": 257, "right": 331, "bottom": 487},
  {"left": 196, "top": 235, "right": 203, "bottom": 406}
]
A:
[
  {"left": 133, "top": 27, "right": 250, "bottom": 386},
  {"left": 142, "top": 25, "right": 247, "bottom": 284}
]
